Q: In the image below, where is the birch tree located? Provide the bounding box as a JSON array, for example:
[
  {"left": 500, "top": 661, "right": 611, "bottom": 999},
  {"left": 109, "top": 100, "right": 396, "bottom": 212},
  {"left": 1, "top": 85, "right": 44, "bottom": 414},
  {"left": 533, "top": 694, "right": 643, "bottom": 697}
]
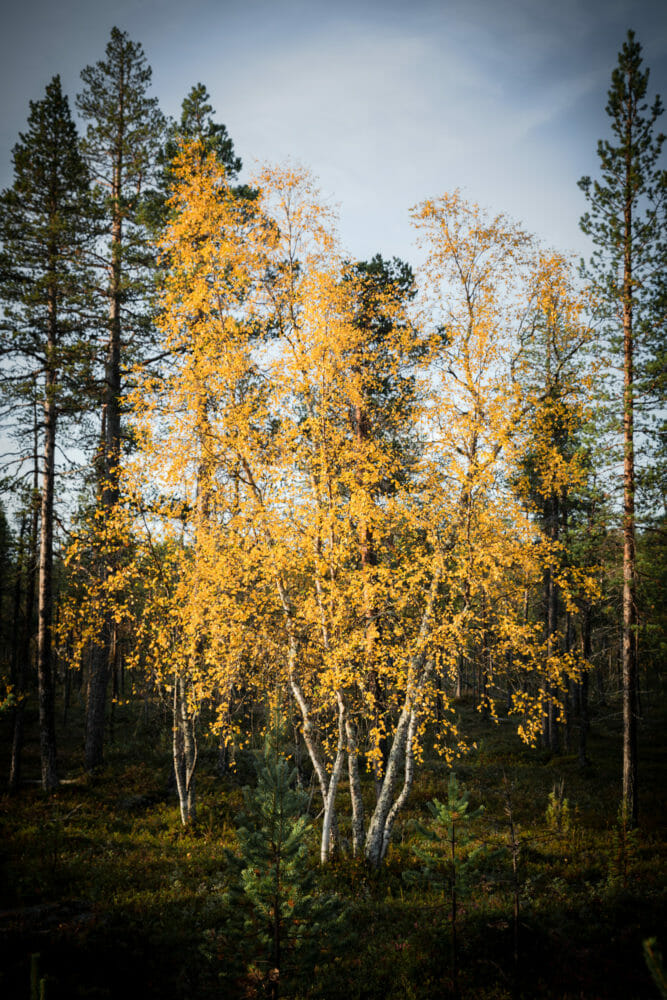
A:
[
  {"left": 128, "top": 152, "right": 597, "bottom": 863},
  {"left": 413, "top": 193, "right": 597, "bottom": 748}
]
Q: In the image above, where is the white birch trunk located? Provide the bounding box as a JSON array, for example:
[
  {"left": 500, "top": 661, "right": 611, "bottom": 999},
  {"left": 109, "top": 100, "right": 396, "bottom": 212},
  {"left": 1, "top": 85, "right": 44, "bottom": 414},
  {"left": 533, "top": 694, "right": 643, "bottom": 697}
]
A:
[
  {"left": 319, "top": 693, "right": 347, "bottom": 862},
  {"left": 364, "top": 704, "right": 412, "bottom": 867},
  {"left": 346, "top": 715, "right": 365, "bottom": 855},
  {"left": 380, "top": 707, "right": 419, "bottom": 861},
  {"left": 364, "top": 569, "right": 441, "bottom": 867},
  {"left": 173, "top": 675, "right": 197, "bottom": 825}
]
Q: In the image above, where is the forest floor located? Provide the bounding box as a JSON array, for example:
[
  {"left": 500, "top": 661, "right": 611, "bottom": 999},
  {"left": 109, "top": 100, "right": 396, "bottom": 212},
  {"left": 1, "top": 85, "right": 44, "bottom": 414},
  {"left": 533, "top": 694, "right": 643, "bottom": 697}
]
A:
[{"left": 0, "top": 689, "right": 665, "bottom": 999}]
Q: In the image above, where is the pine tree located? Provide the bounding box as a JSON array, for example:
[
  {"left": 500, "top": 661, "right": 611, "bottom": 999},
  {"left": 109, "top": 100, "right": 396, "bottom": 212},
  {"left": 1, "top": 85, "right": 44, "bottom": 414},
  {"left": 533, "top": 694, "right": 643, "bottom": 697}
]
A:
[
  {"left": 578, "top": 30, "right": 666, "bottom": 825},
  {"left": 404, "top": 773, "right": 485, "bottom": 998},
  {"left": 229, "top": 734, "right": 340, "bottom": 999},
  {"left": 0, "top": 76, "right": 94, "bottom": 790},
  {"left": 141, "top": 81, "right": 245, "bottom": 236},
  {"left": 76, "top": 27, "right": 165, "bottom": 770},
  {"left": 5, "top": 484, "right": 39, "bottom": 792},
  {"left": 0, "top": 502, "right": 12, "bottom": 675},
  {"left": 167, "top": 82, "right": 242, "bottom": 177}
]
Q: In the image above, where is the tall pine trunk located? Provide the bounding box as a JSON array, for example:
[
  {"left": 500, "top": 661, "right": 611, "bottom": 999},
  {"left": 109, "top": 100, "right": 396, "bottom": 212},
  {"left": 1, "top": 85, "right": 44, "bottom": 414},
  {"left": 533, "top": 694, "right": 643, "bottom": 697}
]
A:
[
  {"left": 621, "top": 145, "right": 638, "bottom": 825},
  {"left": 578, "top": 31, "right": 664, "bottom": 827},
  {"left": 85, "top": 149, "right": 123, "bottom": 772},
  {"left": 37, "top": 329, "right": 59, "bottom": 790},
  {"left": 9, "top": 513, "right": 30, "bottom": 791},
  {"left": 579, "top": 600, "right": 592, "bottom": 768},
  {"left": 11, "top": 402, "right": 43, "bottom": 788}
]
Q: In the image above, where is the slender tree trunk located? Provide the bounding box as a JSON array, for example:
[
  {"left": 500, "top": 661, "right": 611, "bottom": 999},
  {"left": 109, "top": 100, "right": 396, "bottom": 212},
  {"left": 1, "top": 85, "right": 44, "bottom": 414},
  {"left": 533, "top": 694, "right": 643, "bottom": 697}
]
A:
[
  {"left": 9, "top": 514, "right": 28, "bottom": 791},
  {"left": 380, "top": 708, "right": 419, "bottom": 861},
  {"left": 320, "top": 695, "right": 346, "bottom": 862},
  {"left": 86, "top": 148, "right": 123, "bottom": 772},
  {"left": 63, "top": 644, "right": 71, "bottom": 726},
  {"left": 564, "top": 614, "right": 573, "bottom": 751},
  {"left": 544, "top": 492, "right": 560, "bottom": 753},
  {"left": 621, "top": 132, "right": 638, "bottom": 824},
  {"left": 173, "top": 674, "right": 197, "bottom": 825},
  {"left": 37, "top": 349, "right": 59, "bottom": 791},
  {"left": 345, "top": 715, "right": 365, "bottom": 855},
  {"left": 503, "top": 775, "right": 521, "bottom": 999},
  {"left": 364, "top": 571, "right": 440, "bottom": 867},
  {"left": 109, "top": 624, "right": 118, "bottom": 744},
  {"left": 364, "top": 702, "right": 413, "bottom": 867},
  {"left": 11, "top": 411, "right": 41, "bottom": 788},
  {"left": 288, "top": 666, "right": 339, "bottom": 860},
  {"left": 455, "top": 653, "right": 463, "bottom": 699},
  {"left": 283, "top": 550, "right": 343, "bottom": 860},
  {"left": 353, "top": 400, "right": 388, "bottom": 796},
  {"left": 85, "top": 635, "right": 110, "bottom": 771},
  {"left": 579, "top": 601, "right": 592, "bottom": 768},
  {"left": 480, "top": 630, "right": 490, "bottom": 721},
  {"left": 450, "top": 818, "right": 459, "bottom": 1000}
]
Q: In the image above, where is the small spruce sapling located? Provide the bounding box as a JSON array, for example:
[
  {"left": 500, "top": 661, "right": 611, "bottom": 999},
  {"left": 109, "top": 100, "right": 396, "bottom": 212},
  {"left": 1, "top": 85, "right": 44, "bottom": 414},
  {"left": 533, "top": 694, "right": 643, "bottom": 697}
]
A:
[
  {"left": 503, "top": 772, "right": 521, "bottom": 996},
  {"left": 228, "top": 732, "right": 340, "bottom": 1000},
  {"left": 545, "top": 778, "right": 571, "bottom": 837},
  {"left": 404, "top": 773, "right": 484, "bottom": 998}
]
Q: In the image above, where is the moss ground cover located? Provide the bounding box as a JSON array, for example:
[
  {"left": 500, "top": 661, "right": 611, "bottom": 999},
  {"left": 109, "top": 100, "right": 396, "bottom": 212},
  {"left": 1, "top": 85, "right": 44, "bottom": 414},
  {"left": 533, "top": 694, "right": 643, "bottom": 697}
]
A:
[{"left": 1, "top": 695, "right": 665, "bottom": 999}]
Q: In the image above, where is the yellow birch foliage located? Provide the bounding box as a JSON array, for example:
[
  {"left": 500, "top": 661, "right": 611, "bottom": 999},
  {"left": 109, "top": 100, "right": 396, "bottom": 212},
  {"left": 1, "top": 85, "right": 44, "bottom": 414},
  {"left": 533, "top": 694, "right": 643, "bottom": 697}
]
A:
[
  {"left": 412, "top": 192, "right": 598, "bottom": 742},
  {"left": 126, "top": 147, "right": 456, "bottom": 796},
  {"left": 61, "top": 151, "right": 601, "bottom": 857},
  {"left": 125, "top": 166, "right": 598, "bottom": 765},
  {"left": 59, "top": 501, "right": 146, "bottom": 699}
]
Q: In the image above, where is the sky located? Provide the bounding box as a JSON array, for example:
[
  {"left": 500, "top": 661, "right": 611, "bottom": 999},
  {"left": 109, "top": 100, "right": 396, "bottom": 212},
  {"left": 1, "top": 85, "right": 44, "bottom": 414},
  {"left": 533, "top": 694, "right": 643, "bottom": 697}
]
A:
[{"left": 0, "top": 0, "right": 666, "bottom": 269}]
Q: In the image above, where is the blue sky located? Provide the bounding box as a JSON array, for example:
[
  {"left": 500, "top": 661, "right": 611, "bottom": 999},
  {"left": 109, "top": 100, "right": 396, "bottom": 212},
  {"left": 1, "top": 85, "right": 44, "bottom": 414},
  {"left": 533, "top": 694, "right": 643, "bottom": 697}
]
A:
[{"left": 1, "top": 0, "right": 666, "bottom": 267}]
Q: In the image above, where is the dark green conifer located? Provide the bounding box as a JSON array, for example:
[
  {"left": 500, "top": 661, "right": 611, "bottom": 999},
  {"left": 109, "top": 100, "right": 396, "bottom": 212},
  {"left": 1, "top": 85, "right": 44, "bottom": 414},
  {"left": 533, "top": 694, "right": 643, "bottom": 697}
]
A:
[
  {"left": 0, "top": 75, "right": 94, "bottom": 789},
  {"left": 228, "top": 733, "right": 341, "bottom": 999},
  {"left": 76, "top": 27, "right": 165, "bottom": 771},
  {"left": 578, "top": 30, "right": 666, "bottom": 826},
  {"left": 169, "top": 82, "right": 242, "bottom": 176},
  {"left": 144, "top": 81, "right": 250, "bottom": 232},
  {"left": 404, "top": 774, "right": 485, "bottom": 997}
]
